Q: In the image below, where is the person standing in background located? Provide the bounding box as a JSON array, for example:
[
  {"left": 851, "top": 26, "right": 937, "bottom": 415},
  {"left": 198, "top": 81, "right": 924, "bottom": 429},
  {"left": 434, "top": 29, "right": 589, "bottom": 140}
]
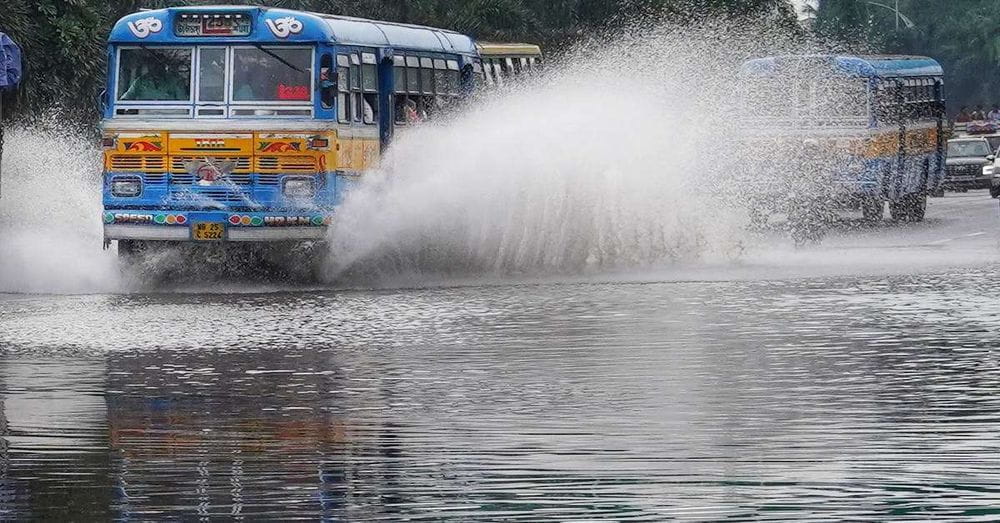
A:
[{"left": 987, "top": 104, "right": 1000, "bottom": 121}]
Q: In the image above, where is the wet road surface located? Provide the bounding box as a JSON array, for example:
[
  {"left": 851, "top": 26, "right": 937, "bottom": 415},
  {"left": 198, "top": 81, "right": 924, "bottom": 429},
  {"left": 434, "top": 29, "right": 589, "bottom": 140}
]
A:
[{"left": 1, "top": 191, "right": 1000, "bottom": 520}]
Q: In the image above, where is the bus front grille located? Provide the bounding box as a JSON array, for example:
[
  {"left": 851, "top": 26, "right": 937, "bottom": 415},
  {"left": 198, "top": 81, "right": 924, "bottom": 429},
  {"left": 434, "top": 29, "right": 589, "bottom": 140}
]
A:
[
  {"left": 256, "top": 156, "right": 318, "bottom": 174},
  {"left": 169, "top": 189, "right": 249, "bottom": 203},
  {"left": 169, "top": 156, "right": 252, "bottom": 174},
  {"left": 110, "top": 155, "right": 167, "bottom": 173},
  {"left": 170, "top": 174, "right": 253, "bottom": 185}
]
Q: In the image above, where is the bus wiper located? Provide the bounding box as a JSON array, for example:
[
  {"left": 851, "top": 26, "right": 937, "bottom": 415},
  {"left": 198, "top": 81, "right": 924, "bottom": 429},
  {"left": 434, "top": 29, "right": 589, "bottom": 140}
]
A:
[{"left": 254, "top": 44, "right": 305, "bottom": 73}]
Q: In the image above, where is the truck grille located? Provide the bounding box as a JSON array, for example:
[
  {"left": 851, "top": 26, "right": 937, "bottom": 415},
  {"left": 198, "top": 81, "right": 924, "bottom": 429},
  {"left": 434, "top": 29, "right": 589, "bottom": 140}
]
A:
[{"left": 947, "top": 164, "right": 981, "bottom": 177}]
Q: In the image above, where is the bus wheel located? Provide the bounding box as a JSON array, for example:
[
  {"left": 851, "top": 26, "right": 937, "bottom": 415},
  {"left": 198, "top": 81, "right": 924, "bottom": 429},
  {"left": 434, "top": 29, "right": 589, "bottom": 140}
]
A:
[
  {"left": 118, "top": 240, "right": 141, "bottom": 260},
  {"left": 907, "top": 193, "right": 927, "bottom": 222},
  {"left": 117, "top": 240, "right": 145, "bottom": 274},
  {"left": 788, "top": 202, "right": 825, "bottom": 247},
  {"left": 889, "top": 194, "right": 927, "bottom": 222},
  {"left": 861, "top": 198, "right": 884, "bottom": 223}
]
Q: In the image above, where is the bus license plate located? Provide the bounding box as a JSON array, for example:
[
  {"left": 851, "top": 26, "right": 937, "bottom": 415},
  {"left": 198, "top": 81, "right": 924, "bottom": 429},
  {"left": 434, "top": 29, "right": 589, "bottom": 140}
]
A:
[{"left": 192, "top": 223, "right": 225, "bottom": 241}]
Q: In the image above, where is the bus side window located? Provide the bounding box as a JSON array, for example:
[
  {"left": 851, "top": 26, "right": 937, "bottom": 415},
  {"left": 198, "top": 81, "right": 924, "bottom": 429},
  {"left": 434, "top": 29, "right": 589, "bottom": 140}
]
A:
[
  {"left": 446, "top": 60, "right": 460, "bottom": 96},
  {"left": 474, "top": 62, "right": 490, "bottom": 88},
  {"left": 337, "top": 55, "right": 350, "bottom": 123},
  {"left": 406, "top": 56, "right": 420, "bottom": 97},
  {"left": 361, "top": 52, "right": 378, "bottom": 125},
  {"left": 419, "top": 57, "right": 434, "bottom": 117},
  {"left": 320, "top": 54, "right": 335, "bottom": 109},
  {"left": 393, "top": 56, "right": 407, "bottom": 125},
  {"left": 434, "top": 59, "right": 447, "bottom": 100},
  {"left": 350, "top": 54, "right": 361, "bottom": 123}
]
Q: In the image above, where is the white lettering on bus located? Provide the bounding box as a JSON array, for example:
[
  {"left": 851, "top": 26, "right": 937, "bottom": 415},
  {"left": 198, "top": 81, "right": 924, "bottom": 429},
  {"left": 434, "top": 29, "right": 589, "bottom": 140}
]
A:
[
  {"left": 265, "top": 17, "right": 304, "bottom": 39},
  {"left": 127, "top": 17, "right": 163, "bottom": 39}
]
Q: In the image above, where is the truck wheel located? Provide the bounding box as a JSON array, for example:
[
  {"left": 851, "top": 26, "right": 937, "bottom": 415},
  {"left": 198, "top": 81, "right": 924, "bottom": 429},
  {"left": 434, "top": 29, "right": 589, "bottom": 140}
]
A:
[{"left": 861, "top": 198, "right": 884, "bottom": 223}]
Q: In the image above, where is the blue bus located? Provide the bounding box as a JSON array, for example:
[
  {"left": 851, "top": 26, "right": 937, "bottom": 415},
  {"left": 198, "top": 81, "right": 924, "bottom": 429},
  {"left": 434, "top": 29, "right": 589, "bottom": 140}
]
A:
[
  {"left": 100, "top": 7, "right": 481, "bottom": 257},
  {"left": 737, "top": 55, "right": 946, "bottom": 233},
  {"left": 0, "top": 30, "right": 22, "bottom": 195}
]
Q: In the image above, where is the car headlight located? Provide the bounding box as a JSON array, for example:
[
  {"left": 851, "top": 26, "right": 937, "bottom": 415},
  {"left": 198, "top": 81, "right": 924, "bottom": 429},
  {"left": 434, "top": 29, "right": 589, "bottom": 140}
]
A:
[
  {"left": 984, "top": 165, "right": 997, "bottom": 177},
  {"left": 111, "top": 177, "right": 141, "bottom": 198},
  {"left": 283, "top": 178, "right": 316, "bottom": 198}
]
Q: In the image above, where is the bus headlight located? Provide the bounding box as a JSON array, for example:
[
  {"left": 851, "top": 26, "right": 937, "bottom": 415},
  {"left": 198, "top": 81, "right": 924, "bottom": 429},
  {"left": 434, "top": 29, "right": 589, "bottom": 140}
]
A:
[
  {"left": 283, "top": 178, "right": 316, "bottom": 198},
  {"left": 111, "top": 177, "right": 142, "bottom": 197}
]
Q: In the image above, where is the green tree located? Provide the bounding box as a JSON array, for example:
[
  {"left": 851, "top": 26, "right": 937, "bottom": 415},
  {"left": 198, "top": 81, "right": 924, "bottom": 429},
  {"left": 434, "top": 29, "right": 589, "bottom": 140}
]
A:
[
  {"left": 0, "top": 0, "right": 800, "bottom": 124},
  {"left": 814, "top": 0, "right": 1000, "bottom": 114}
]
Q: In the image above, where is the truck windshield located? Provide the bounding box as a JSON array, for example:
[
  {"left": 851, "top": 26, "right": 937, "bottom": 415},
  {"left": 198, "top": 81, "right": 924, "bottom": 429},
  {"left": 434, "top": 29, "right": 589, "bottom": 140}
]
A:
[
  {"left": 117, "top": 48, "right": 193, "bottom": 101},
  {"left": 948, "top": 141, "right": 990, "bottom": 157}
]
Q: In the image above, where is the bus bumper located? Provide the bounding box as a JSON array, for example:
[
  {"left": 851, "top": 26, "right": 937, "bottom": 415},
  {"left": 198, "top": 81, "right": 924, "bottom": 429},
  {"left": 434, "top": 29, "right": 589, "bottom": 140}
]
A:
[{"left": 103, "top": 210, "right": 331, "bottom": 243}]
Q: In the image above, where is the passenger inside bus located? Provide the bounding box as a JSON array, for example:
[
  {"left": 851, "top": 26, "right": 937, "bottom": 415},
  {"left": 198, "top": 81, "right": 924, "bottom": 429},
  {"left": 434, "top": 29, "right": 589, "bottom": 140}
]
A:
[{"left": 120, "top": 63, "right": 189, "bottom": 101}]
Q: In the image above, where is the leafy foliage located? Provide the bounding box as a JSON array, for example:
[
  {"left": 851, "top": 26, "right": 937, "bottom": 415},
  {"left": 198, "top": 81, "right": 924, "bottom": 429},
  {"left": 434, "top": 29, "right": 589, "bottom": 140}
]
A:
[
  {"left": 1, "top": 0, "right": 797, "bottom": 123},
  {"left": 815, "top": 0, "right": 1000, "bottom": 114}
]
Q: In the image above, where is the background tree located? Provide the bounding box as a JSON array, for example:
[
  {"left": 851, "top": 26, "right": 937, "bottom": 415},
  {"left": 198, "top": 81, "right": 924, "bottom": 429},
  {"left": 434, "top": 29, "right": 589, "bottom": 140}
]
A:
[
  {"left": 0, "top": 0, "right": 798, "bottom": 124},
  {"left": 815, "top": 0, "right": 1000, "bottom": 115}
]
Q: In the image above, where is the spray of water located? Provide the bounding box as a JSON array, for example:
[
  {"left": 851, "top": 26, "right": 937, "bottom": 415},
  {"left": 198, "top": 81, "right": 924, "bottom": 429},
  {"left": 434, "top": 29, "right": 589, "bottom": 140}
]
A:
[
  {"left": 323, "top": 23, "right": 802, "bottom": 283},
  {"left": 1, "top": 21, "right": 979, "bottom": 293},
  {"left": 0, "top": 122, "right": 120, "bottom": 294}
]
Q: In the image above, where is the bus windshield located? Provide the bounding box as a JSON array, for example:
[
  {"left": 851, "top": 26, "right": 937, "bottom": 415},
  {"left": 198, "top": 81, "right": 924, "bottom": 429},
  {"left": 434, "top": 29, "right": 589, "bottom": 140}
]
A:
[
  {"left": 117, "top": 48, "right": 192, "bottom": 101},
  {"left": 116, "top": 46, "right": 313, "bottom": 105},
  {"left": 947, "top": 140, "right": 991, "bottom": 158}
]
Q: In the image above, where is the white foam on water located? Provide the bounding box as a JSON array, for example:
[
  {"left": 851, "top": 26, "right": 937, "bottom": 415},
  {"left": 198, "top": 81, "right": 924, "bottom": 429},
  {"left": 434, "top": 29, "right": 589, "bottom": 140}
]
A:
[{"left": 0, "top": 124, "right": 120, "bottom": 294}]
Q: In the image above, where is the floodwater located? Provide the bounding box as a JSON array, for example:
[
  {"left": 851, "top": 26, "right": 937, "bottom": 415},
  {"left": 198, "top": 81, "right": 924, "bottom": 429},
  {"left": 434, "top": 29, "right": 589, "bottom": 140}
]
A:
[
  {"left": 3, "top": 25, "right": 1000, "bottom": 519},
  {"left": 3, "top": 250, "right": 1000, "bottom": 519}
]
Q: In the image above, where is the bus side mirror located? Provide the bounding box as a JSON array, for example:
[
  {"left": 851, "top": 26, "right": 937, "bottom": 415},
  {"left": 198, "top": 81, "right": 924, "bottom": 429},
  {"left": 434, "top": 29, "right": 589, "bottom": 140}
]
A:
[{"left": 988, "top": 155, "right": 995, "bottom": 162}]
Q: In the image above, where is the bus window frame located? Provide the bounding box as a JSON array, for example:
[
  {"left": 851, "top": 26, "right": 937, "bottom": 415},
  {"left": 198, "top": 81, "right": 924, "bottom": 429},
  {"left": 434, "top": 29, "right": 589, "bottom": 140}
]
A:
[
  {"left": 195, "top": 46, "right": 229, "bottom": 108},
  {"left": 229, "top": 45, "right": 316, "bottom": 108},
  {"left": 114, "top": 45, "right": 195, "bottom": 107},
  {"left": 337, "top": 53, "right": 351, "bottom": 124},
  {"left": 113, "top": 44, "right": 318, "bottom": 119},
  {"left": 361, "top": 52, "right": 378, "bottom": 126}
]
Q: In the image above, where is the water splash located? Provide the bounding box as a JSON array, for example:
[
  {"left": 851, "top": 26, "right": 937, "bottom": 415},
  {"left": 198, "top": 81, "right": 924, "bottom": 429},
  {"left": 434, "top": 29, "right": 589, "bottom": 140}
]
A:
[
  {"left": 0, "top": 123, "right": 120, "bottom": 294},
  {"left": 323, "top": 25, "right": 791, "bottom": 282}
]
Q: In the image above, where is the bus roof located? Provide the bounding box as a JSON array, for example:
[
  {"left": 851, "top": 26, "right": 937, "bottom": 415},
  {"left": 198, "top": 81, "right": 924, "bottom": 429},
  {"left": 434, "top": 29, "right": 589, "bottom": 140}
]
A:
[
  {"left": 109, "top": 6, "right": 478, "bottom": 55},
  {"left": 741, "top": 54, "right": 943, "bottom": 79},
  {"left": 476, "top": 42, "right": 542, "bottom": 57}
]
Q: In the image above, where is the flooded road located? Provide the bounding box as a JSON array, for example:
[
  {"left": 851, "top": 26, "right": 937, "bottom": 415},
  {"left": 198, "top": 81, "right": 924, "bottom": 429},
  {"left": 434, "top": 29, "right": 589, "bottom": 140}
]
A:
[{"left": 2, "top": 194, "right": 1000, "bottom": 520}]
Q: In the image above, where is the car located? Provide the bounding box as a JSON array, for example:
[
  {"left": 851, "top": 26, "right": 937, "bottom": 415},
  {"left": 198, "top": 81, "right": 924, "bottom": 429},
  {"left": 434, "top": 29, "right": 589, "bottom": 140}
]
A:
[{"left": 944, "top": 137, "right": 994, "bottom": 192}]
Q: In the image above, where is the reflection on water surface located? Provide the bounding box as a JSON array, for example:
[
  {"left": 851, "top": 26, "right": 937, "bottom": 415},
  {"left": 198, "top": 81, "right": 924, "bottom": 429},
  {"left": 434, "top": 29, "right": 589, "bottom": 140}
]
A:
[{"left": 2, "top": 270, "right": 1000, "bottom": 519}]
